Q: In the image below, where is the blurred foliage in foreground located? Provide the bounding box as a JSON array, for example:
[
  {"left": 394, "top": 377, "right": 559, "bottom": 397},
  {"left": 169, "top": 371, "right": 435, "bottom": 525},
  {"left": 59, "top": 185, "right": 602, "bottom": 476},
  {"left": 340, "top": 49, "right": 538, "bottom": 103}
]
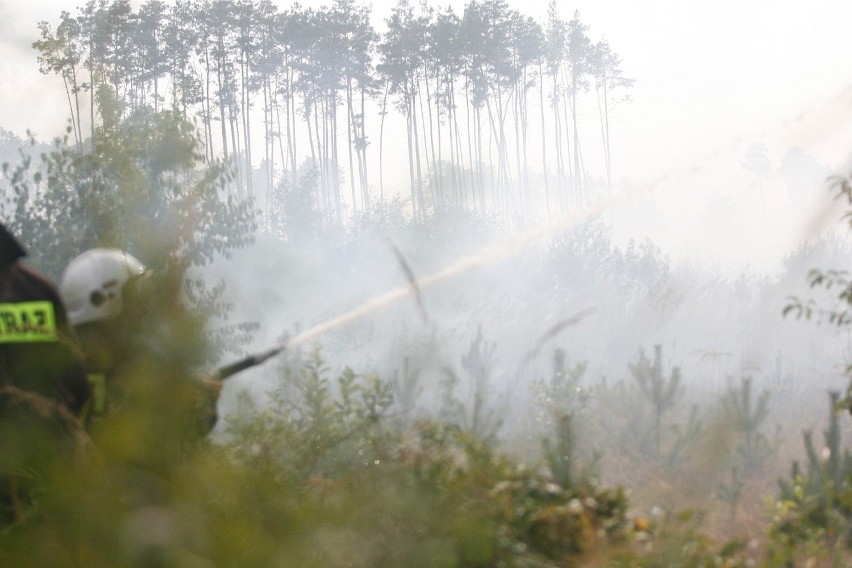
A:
[{"left": 2, "top": 340, "right": 773, "bottom": 568}]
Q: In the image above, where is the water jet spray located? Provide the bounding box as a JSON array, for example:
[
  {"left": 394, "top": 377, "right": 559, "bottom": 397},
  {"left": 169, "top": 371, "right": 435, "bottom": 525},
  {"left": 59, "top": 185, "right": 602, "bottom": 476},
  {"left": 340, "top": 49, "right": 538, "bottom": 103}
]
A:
[{"left": 210, "top": 187, "right": 650, "bottom": 381}]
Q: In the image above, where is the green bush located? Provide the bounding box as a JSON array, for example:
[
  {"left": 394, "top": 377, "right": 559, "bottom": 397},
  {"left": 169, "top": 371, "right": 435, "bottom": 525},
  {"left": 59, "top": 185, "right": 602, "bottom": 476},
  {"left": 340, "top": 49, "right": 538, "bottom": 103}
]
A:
[{"left": 768, "top": 392, "right": 852, "bottom": 566}]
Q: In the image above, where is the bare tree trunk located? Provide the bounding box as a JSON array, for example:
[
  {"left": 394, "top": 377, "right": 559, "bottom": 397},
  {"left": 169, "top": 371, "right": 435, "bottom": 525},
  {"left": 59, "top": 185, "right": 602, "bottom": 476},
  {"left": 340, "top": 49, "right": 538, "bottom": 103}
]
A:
[
  {"left": 274, "top": 78, "right": 288, "bottom": 181},
  {"left": 465, "top": 83, "right": 476, "bottom": 210},
  {"left": 496, "top": 83, "right": 514, "bottom": 213},
  {"left": 539, "top": 63, "right": 550, "bottom": 219},
  {"left": 552, "top": 73, "right": 565, "bottom": 211},
  {"left": 331, "top": 92, "right": 342, "bottom": 218},
  {"left": 521, "top": 72, "right": 531, "bottom": 217},
  {"left": 603, "top": 80, "right": 613, "bottom": 191},
  {"left": 217, "top": 60, "right": 229, "bottom": 160},
  {"left": 346, "top": 78, "right": 357, "bottom": 213},
  {"left": 571, "top": 78, "right": 582, "bottom": 206},
  {"left": 203, "top": 46, "right": 214, "bottom": 162},
  {"left": 289, "top": 67, "right": 297, "bottom": 177},
  {"left": 485, "top": 96, "right": 502, "bottom": 211},
  {"left": 560, "top": 73, "right": 575, "bottom": 209},
  {"left": 404, "top": 90, "right": 418, "bottom": 220},
  {"left": 446, "top": 76, "right": 458, "bottom": 205},
  {"left": 378, "top": 79, "right": 389, "bottom": 203},
  {"left": 87, "top": 38, "right": 96, "bottom": 142},
  {"left": 475, "top": 104, "right": 484, "bottom": 212},
  {"left": 262, "top": 73, "right": 272, "bottom": 209},
  {"left": 451, "top": 86, "right": 467, "bottom": 207},
  {"left": 358, "top": 85, "right": 369, "bottom": 214},
  {"left": 412, "top": 82, "right": 425, "bottom": 217},
  {"left": 417, "top": 76, "right": 434, "bottom": 213},
  {"left": 435, "top": 70, "right": 444, "bottom": 209},
  {"left": 321, "top": 95, "right": 329, "bottom": 210},
  {"left": 230, "top": 97, "right": 242, "bottom": 194},
  {"left": 62, "top": 72, "right": 81, "bottom": 152},
  {"left": 241, "top": 54, "right": 253, "bottom": 197},
  {"left": 307, "top": 96, "right": 322, "bottom": 208},
  {"left": 513, "top": 78, "right": 524, "bottom": 216},
  {"left": 560, "top": 74, "right": 575, "bottom": 209}
]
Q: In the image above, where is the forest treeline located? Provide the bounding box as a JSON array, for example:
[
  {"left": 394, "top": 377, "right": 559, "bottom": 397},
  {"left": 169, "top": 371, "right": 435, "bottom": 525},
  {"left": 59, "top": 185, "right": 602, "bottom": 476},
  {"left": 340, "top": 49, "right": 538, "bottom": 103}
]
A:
[{"left": 33, "top": 0, "right": 633, "bottom": 223}]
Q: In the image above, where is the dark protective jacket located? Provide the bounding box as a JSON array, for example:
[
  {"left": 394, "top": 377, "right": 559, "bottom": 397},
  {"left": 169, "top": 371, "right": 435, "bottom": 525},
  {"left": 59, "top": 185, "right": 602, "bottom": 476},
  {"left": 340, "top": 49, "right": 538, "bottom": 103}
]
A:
[
  {"left": 0, "top": 224, "right": 90, "bottom": 523},
  {"left": 0, "top": 224, "right": 90, "bottom": 422},
  {"left": 0, "top": 263, "right": 91, "bottom": 412},
  {"left": 0, "top": 225, "right": 90, "bottom": 414}
]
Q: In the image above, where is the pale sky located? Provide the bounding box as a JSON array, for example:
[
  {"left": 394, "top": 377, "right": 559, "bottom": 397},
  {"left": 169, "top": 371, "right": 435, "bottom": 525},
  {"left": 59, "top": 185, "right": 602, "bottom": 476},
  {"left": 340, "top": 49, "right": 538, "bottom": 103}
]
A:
[{"left": 1, "top": 0, "right": 851, "bottom": 271}]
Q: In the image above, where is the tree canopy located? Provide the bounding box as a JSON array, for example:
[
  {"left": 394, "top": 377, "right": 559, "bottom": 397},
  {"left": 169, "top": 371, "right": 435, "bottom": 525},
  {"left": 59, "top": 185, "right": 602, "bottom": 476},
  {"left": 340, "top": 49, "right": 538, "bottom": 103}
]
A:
[{"left": 30, "top": 0, "right": 633, "bottom": 225}]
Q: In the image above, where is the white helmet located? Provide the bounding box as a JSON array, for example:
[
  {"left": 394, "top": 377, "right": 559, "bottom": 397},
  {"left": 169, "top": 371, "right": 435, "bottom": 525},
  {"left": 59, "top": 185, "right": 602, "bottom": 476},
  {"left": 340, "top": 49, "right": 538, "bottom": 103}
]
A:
[{"left": 60, "top": 248, "right": 147, "bottom": 326}]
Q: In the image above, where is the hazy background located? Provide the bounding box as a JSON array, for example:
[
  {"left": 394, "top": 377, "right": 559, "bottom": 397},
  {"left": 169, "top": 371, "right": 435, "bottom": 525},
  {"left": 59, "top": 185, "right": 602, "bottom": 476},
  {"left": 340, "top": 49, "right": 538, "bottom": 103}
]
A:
[{"left": 3, "top": 0, "right": 852, "bottom": 272}]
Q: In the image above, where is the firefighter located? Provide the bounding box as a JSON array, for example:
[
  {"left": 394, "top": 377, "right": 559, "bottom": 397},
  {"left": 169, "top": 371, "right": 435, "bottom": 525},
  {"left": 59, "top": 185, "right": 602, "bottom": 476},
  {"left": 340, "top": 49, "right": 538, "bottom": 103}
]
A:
[
  {"left": 59, "top": 249, "right": 219, "bottom": 446},
  {"left": 59, "top": 248, "right": 148, "bottom": 417},
  {"left": 0, "top": 223, "right": 90, "bottom": 522}
]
